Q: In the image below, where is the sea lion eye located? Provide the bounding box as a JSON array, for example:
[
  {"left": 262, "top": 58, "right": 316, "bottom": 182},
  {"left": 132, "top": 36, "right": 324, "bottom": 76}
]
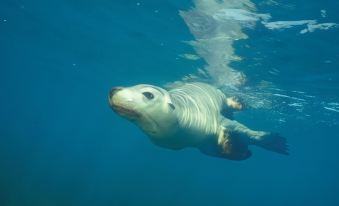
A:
[
  {"left": 142, "top": 92, "right": 154, "bottom": 100},
  {"left": 168, "top": 103, "right": 175, "bottom": 110}
]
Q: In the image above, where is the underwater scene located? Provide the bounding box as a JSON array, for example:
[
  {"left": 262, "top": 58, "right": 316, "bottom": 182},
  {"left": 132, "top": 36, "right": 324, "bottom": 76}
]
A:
[{"left": 1, "top": 0, "right": 339, "bottom": 205}]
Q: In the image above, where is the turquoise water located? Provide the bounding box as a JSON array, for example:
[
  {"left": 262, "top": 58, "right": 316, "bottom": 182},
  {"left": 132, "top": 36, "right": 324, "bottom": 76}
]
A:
[{"left": 1, "top": 0, "right": 339, "bottom": 205}]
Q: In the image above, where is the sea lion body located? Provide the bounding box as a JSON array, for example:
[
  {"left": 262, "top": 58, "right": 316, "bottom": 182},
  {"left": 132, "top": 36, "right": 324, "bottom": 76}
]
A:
[{"left": 109, "top": 82, "right": 288, "bottom": 160}]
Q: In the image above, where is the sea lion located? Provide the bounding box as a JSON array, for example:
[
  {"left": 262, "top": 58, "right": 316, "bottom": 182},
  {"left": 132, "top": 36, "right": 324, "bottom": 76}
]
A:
[{"left": 108, "top": 82, "right": 288, "bottom": 160}]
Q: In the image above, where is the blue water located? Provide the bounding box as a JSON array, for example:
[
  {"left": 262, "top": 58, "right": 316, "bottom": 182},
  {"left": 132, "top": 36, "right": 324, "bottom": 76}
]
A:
[{"left": 1, "top": 0, "right": 339, "bottom": 206}]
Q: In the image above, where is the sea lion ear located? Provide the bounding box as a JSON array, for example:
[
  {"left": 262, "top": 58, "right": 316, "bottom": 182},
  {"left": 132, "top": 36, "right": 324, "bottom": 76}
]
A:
[{"left": 168, "top": 103, "right": 176, "bottom": 110}]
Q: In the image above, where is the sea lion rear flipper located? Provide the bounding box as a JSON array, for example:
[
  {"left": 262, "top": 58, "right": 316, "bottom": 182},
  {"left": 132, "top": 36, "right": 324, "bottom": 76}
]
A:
[
  {"left": 256, "top": 132, "right": 289, "bottom": 155},
  {"left": 221, "top": 118, "right": 289, "bottom": 156}
]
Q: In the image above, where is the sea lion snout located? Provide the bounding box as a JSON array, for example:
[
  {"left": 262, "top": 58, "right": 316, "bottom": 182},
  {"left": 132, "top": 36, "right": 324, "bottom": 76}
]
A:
[{"left": 109, "top": 87, "right": 123, "bottom": 98}]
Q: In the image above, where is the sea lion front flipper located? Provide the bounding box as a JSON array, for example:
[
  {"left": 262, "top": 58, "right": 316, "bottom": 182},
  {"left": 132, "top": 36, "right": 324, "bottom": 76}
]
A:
[
  {"left": 217, "top": 128, "right": 252, "bottom": 160},
  {"left": 221, "top": 97, "right": 245, "bottom": 119},
  {"left": 226, "top": 97, "right": 244, "bottom": 110},
  {"left": 198, "top": 128, "right": 251, "bottom": 161}
]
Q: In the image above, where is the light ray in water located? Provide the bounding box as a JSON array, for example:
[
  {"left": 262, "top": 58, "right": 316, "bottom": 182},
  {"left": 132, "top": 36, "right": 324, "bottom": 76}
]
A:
[
  {"left": 179, "top": 0, "right": 256, "bottom": 87},
  {"left": 324, "top": 107, "right": 339, "bottom": 113},
  {"left": 179, "top": 0, "right": 337, "bottom": 91},
  {"left": 175, "top": 0, "right": 339, "bottom": 126}
]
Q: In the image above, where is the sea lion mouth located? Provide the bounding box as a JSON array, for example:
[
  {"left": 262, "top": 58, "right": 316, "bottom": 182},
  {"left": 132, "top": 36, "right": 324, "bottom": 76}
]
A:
[{"left": 111, "top": 104, "right": 141, "bottom": 119}]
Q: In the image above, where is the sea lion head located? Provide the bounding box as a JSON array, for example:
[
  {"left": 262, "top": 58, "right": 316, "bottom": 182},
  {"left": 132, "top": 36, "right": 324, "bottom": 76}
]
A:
[{"left": 108, "top": 84, "right": 177, "bottom": 137}]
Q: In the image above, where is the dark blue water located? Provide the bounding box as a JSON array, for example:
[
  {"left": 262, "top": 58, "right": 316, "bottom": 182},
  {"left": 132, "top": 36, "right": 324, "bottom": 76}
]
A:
[{"left": 1, "top": 0, "right": 339, "bottom": 205}]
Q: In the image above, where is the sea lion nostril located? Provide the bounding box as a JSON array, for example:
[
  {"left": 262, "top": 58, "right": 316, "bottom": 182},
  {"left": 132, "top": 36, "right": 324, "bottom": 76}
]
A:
[{"left": 109, "top": 87, "right": 123, "bottom": 98}]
